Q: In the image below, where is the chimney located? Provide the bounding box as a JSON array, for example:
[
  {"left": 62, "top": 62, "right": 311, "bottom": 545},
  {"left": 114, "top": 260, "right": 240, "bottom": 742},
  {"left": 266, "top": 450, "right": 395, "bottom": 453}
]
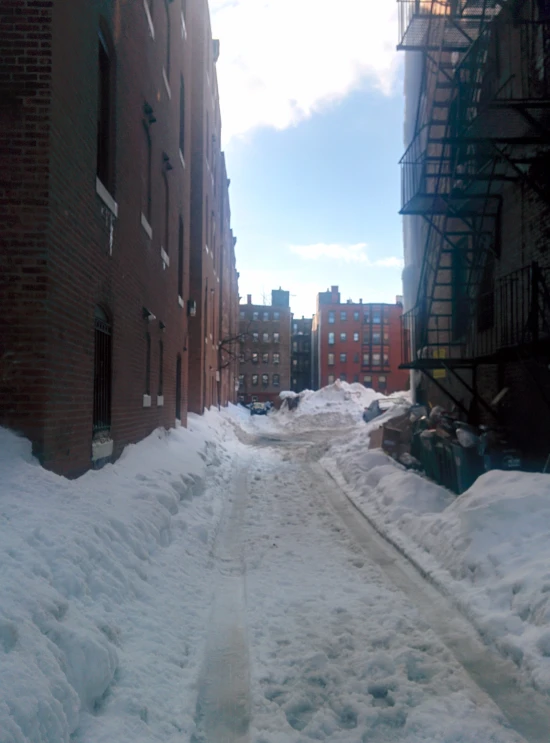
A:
[
  {"left": 359, "top": 298, "right": 363, "bottom": 304},
  {"left": 247, "top": 294, "right": 252, "bottom": 304}
]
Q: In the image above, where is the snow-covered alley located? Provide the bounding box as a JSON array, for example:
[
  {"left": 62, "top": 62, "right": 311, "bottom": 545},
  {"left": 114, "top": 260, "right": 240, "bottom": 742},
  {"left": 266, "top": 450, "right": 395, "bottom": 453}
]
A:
[{"left": 3, "top": 386, "right": 550, "bottom": 743}]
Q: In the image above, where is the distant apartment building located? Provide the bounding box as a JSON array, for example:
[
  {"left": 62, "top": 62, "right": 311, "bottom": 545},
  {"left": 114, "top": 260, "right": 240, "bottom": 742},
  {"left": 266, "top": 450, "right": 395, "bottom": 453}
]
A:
[
  {"left": 0, "top": 0, "right": 238, "bottom": 475},
  {"left": 313, "top": 286, "right": 409, "bottom": 394},
  {"left": 238, "top": 290, "right": 291, "bottom": 404},
  {"left": 291, "top": 317, "right": 313, "bottom": 392}
]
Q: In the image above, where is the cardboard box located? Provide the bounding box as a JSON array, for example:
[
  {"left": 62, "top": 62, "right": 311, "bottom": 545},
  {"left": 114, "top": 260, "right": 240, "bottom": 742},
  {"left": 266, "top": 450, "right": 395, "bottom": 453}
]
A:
[{"left": 369, "top": 426, "right": 384, "bottom": 450}]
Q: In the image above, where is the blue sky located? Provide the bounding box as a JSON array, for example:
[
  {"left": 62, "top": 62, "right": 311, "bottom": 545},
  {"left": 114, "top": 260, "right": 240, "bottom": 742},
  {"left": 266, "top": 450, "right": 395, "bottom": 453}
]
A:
[{"left": 211, "top": 0, "right": 404, "bottom": 318}]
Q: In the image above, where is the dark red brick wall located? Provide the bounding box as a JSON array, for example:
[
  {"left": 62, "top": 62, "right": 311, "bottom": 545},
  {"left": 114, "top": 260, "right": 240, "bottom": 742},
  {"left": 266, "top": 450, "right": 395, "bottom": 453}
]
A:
[
  {"left": 0, "top": 0, "right": 53, "bottom": 457},
  {"left": 1, "top": 0, "right": 197, "bottom": 475}
]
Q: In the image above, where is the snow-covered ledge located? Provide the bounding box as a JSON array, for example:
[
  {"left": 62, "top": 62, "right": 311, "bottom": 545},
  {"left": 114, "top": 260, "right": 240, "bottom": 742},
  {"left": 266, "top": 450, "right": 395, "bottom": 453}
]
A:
[
  {"left": 92, "top": 438, "right": 114, "bottom": 462},
  {"left": 143, "top": 394, "right": 152, "bottom": 408},
  {"left": 157, "top": 395, "right": 164, "bottom": 407},
  {"left": 161, "top": 247, "right": 170, "bottom": 268},
  {"left": 141, "top": 213, "right": 153, "bottom": 239},
  {"left": 96, "top": 178, "right": 118, "bottom": 217}
]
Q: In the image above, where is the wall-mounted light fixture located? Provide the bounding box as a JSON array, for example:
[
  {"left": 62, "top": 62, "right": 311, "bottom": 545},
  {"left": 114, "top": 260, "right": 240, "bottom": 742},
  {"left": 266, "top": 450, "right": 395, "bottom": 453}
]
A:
[
  {"left": 142, "top": 306, "right": 156, "bottom": 322},
  {"left": 159, "top": 320, "right": 166, "bottom": 332},
  {"left": 143, "top": 102, "right": 156, "bottom": 125}
]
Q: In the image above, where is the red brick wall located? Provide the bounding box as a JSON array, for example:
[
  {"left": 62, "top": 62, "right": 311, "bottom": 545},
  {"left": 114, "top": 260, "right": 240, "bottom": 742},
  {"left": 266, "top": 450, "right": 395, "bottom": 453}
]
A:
[
  {"left": 316, "top": 301, "right": 409, "bottom": 394},
  {"left": 1, "top": 0, "right": 195, "bottom": 475}
]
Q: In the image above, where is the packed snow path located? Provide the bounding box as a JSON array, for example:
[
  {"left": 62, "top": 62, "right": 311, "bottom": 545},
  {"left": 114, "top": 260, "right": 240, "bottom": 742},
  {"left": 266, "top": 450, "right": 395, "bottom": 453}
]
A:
[{"left": 192, "top": 423, "right": 549, "bottom": 743}]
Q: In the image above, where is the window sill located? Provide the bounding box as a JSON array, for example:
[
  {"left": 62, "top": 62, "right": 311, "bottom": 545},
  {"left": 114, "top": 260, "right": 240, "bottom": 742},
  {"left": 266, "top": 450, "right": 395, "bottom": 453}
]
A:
[
  {"left": 96, "top": 178, "right": 118, "bottom": 217},
  {"left": 143, "top": 394, "right": 152, "bottom": 408},
  {"left": 162, "top": 68, "right": 172, "bottom": 99},
  {"left": 178, "top": 295, "right": 184, "bottom": 308},
  {"left": 157, "top": 395, "right": 164, "bottom": 407},
  {"left": 141, "top": 213, "right": 153, "bottom": 239},
  {"left": 143, "top": 0, "right": 155, "bottom": 38},
  {"left": 92, "top": 437, "right": 114, "bottom": 462},
  {"left": 161, "top": 246, "right": 170, "bottom": 268},
  {"left": 179, "top": 149, "right": 185, "bottom": 169}
]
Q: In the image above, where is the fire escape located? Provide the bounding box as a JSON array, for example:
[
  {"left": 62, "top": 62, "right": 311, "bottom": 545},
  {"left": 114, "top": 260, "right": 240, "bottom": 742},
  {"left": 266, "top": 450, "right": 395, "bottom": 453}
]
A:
[{"left": 398, "top": 0, "right": 550, "bottom": 419}]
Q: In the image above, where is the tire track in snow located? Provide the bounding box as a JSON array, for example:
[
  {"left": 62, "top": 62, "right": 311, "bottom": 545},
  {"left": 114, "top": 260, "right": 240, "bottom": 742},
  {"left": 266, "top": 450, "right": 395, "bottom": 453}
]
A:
[{"left": 192, "top": 465, "right": 251, "bottom": 743}]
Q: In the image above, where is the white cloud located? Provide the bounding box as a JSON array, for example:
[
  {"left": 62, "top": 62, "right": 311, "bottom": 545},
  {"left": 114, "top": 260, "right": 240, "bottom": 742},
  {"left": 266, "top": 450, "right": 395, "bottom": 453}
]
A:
[
  {"left": 289, "top": 242, "right": 404, "bottom": 267},
  {"left": 210, "top": 0, "right": 399, "bottom": 143}
]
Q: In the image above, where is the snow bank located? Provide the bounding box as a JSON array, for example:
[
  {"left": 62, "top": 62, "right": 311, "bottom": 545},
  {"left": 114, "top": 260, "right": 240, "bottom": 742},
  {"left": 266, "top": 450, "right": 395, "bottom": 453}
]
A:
[
  {"left": 0, "top": 412, "right": 239, "bottom": 743},
  {"left": 325, "top": 426, "right": 550, "bottom": 694}
]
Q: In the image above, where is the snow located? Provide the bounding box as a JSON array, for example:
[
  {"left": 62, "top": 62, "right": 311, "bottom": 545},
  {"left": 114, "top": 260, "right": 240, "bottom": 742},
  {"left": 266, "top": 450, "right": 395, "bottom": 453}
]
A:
[
  {"left": 0, "top": 413, "right": 241, "bottom": 743},
  {"left": 324, "top": 412, "right": 550, "bottom": 697},
  {"left": 1, "top": 382, "right": 549, "bottom": 743}
]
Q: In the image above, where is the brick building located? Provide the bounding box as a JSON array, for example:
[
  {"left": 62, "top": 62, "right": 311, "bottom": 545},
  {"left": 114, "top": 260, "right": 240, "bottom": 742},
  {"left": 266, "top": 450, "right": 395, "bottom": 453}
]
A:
[
  {"left": 0, "top": 0, "right": 238, "bottom": 476},
  {"left": 238, "top": 290, "right": 291, "bottom": 404},
  {"left": 399, "top": 0, "right": 550, "bottom": 460},
  {"left": 291, "top": 317, "right": 313, "bottom": 392},
  {"left": 313, "top": 287, "right": 409, "bottom": 393}
]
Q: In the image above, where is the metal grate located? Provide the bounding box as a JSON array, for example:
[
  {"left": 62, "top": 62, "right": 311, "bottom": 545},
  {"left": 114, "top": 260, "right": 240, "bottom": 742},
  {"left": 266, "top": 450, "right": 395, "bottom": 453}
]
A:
[{"left": 93, "top": 307, "right": 112, "bottom": 435}]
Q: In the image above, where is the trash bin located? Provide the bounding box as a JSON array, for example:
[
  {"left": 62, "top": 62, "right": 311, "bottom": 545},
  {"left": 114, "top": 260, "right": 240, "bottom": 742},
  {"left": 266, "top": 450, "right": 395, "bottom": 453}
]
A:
[{"left": 451, "top": 442, "right": 484, "bottom": 494}]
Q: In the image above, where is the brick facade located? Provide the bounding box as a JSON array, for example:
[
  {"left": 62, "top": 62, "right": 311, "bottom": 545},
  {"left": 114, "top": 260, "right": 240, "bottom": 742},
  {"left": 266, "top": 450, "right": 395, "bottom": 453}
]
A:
[
  {"left": 0, "top": 0, "right": 238, "bottom": 475},
  {"left": 238, "top": 291, "right": 291, "bottom": 404},
  {"left": 291, "top": 317, "right": 313, "bottom": 392},
  {"left": 314, "top": 286, "right": 409, "bottom": 394}
]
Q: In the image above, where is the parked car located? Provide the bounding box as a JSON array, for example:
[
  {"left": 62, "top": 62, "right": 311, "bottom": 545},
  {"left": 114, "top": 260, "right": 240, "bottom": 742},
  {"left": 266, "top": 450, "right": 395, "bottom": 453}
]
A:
[{"left": 250, "top": 402, "right": 268, "bottom": 416}]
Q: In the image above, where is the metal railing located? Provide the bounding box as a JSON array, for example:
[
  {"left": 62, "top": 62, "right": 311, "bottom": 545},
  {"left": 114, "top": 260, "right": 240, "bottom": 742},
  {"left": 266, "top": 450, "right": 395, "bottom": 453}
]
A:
[{"left": 397, "top": 0, "right": 497, "bottom": 50}]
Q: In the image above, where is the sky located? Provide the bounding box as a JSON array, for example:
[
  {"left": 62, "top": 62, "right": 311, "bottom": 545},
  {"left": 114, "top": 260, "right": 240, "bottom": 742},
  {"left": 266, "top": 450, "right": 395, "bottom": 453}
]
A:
[{"left": 210, "top": 0, "right": 405, "bottom": 318}]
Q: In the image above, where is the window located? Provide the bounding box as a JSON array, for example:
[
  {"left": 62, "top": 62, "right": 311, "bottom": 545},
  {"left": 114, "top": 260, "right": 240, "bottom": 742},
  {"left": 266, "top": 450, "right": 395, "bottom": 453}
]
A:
[
  {"left": 239, "top": 374, "right": 245, "bottom": 388},
  {"left": 239, "top": 310, "right": 245, "bottom": 319},
  {"left": 145, "top": 332, "right": 151, "bottom": 395},
  {"left": 362, "top": 353, "right": 370, "bottom": 366},
  {"left": 372, "top": 353, "right": 381, "bottom": 366},
  {"left": 93, "top": 306, "right": 112, "bottom": 433},
  {"left": 378, "top": 375, "right": 387, "bottom": 390},
  {"left": 273, "top": 374, "right": 280, "bottom": 386},
  {"left": 354, "top": 353, "right": 359, "bottom": 363},
  {"left": 253, "top": 311, "right": 259, "bottom": 321},
  {"left": 179, "top": 76, "right": 185, "bottom": 155},
  {"left": 340, "top": 352, "right": 347, "bottom": 363},
  {"left": 158, "top": 340, "right": 164, "bottom": 396},
  {"left": 373, "top": 313, "right": 381, "bottom": 325},
  {"left": 363, "top": 375, "right": 372, "bottom": 388},
  {"left": 384, "top": 351, "right": 389, "bottom": 365},
  {"left": 177, "top": 216, "right": 184, "bottom": 299},
  {"left": 263, "top": 311, "right": 270, "bottom": 321},
  {"left": 363, "top": 332, "right": 370, "bottom": 344},
  {"left": 353, "top": 374, "right": 359, "bottom": 383},
  {"left": 293, "top": 322, "right": 298, "bottom": 333},
  {"left": 363, "top": 311, "right": 370, "bottom": 324},
  {"left": 239, "top": 353, "right": 245, "bottom": 363},
  {"left": 328, "top": 375, "right": 335, "bottom": 384},
  {"left": 372, "top": 332, "right": 381, "bottom": 344},
  {"left": 273, "top": 311, "right": 280, "bottom": 321},
  {"left": 273, "top": 353, "right": 280, "bottom": 364},
  {"left": 328, "top": 332, "right": 335, "bottom": 345},
  {"left": 252, "top": 352, "right": 258, "bottom": 364},
  {"left": 328, "top": 311, "right": 335, "bottom": 324},
  {"left": 340, "top": 311, "right": 347, "bottom": 321},
  {"left": 353, "top": 332, "right": 359, "bottom": 342},
  {"left": 252, "top": 374, "right": 259, "bottom": 386},
  {"left": 384, "top": 331, "right": 389, "bottom": 342},
  {"left": 163, "top": 174, "right": 169, "bottom": 254},
  {"left": 292, "top": 359, "right": 298, "bottom": 367},
  {"left": 340, "top": 373, "right": 347, "bottom": 381},
  {"left": 262, "top": 373, "right": 269, "bottom": 386},
  {"left": 262, "top": 352, "right": 269, "bottom": 364},
  {"left": 328, "top": 353, "right": 335, "bottom": 365},
  {"left": 262, "top": 333, "right": 270, "bottom": 343},
  {"left": 273, "top": 333, "right": 280, "bottom": 343},
  {"left": 164, "top": 0, "right": 171, "bottom": 81},
  {"left": 97, "top": 26, "right": 115, "bottom": 193},
  {"left": 353, "top": 311, "right": 360, "bottom": 322},
  {"left": 292, "top": 341, "right": 298, "bottom": 352},
  {"left": 340, "top": 332, "right": 347, "bottom": 342},
  {"left": 142, "top": 125, "right": 152, "bottom": 223},
  {"left": 252, "top": 332, "right": 258, "bottom": 343}
]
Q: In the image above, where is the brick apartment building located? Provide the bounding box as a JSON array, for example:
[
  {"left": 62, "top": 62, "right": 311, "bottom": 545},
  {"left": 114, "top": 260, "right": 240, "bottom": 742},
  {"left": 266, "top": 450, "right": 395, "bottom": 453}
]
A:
[
  {"left": 0, "top": 0, "right": 238, "bottom": 476},
  {"left": 291, "top": 317, "right": 313, "bottom": 392},
  {"left": 399, "top": 0, "right": 550, "bottom": 459},
  {"left": 312, "top": 287, "right": 409, "bottom": 394},
  {"left": 238, "top": 290, "right": 291, "bottom": 404}
]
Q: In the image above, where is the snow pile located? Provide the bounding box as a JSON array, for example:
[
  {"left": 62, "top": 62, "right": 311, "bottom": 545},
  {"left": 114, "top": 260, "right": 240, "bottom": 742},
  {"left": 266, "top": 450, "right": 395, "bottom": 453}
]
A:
[
  {"left": 0, "top": 413, "right": 239, "bottom": 743},
  {"left": 277, "top": 381, "right": 389, "bottom": 430},
  {"left": 325, "top": 426, "right": 550, "bottom": 694}
]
